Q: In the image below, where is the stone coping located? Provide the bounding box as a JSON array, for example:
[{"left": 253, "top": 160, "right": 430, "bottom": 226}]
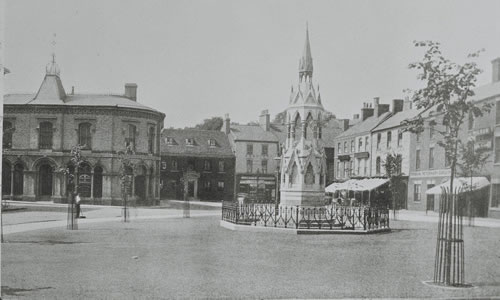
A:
[{"left": 220, "top": 220, "right": 391, "bottom": 235}]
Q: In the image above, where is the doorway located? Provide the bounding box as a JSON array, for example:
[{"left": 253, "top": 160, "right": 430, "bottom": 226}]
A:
[
  {"left": 188, "top": 180, "right": 195, "bottom": 198},
  {"left": 39, "top": 164, "right": 53, "bottom": 198}
]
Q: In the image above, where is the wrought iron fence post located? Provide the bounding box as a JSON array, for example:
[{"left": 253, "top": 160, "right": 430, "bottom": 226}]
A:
[
  {"left": 295, "top": 206, "right": 299, "bottom": 229},
  {"left": 363, "top": 208, "right": 367, "bottom": 230},
  {"left": 235, "top": 202, "right": 239, "bottom": 224}
]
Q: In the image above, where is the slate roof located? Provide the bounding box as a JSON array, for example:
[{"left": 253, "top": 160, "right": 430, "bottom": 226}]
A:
[
  {"left": 228, "top": 124, "right": 282, "bottom": 142},
  {"left": 469, "top": 80, "right": 500, "bottom": 102},
  {"left": 4, "top": 93, "right": 160, "bottom": 112},
  {"left": 321, "top": 125, "right": 343, "bottom": 148},
  {"left": 161, "top": 129, "right": 234, "bottom": 158},
  {"left": 336, "top": 112, "right": 392, "bottom": 139},
  {"left": 373, "top": 108, "right": 424, "bottom": 132},
  {"left": 5, "top": 71, "right": 161, "bottom": 113},
  {"left": 227, "top": 120, "right": 342, "bottom": 149}
]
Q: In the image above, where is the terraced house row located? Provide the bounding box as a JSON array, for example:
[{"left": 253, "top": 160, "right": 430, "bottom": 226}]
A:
[{"left": 332, "top": 58, "right": 500, "bottom": 218}]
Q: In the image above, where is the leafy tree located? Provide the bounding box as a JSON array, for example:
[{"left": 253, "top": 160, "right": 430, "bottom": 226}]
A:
[
  {"left": 384, "top": 153, "right": 404, "bottom": 219},
  {"left": 403, "top": 41, "right": 490, "bottom": 194},
  {"left": 194, "top": 117, "right": 223, "bottom": 131},
  {"left": 457, "top": 139, "right": 490, "bottom": 224},
  {"left": 403, "top": 40, "right": 491, "bottom": 286},
  {"left": 60, "top": 144, "right": 87, "bottom": 229}
]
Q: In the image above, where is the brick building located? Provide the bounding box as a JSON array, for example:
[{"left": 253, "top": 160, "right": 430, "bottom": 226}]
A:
[
  {"left": 370, "top": 100, "right": 418, "bottom": 209},
  {"left": 160, "top": 129, "right": 235, "bottom": 201},
  {"left": 333, "top": 98, "right": 392, "bottom": 181},
  {"left": 2, "top": 56, "right": 165, "bottom": 205},
  {"left": 224, "top": 111, "right": 284, "bottom": 203}
]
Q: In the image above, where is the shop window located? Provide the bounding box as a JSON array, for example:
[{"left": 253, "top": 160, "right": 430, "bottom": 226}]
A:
[{"left": 414, "top": 184, "right": 421, "bottom": 202}]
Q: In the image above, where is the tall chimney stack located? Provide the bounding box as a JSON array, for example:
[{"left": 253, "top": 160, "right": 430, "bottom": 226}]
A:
[
  {"left": 493, "top": 58, "right": 500, "bottom": 83},
  {"left": 392, "top": 99, "right": 404, "bottom": 114},
  {"left": 361, "top": 102, "right": 374, "bottom": 121},
  {"left": 124, "top": 83, "right": 138, "bottom": 101},
  {"left": 224, "top": 114, "right": 231, "bottom": 135},
  {"left": 259, "top": 109, "right": 270, "bottom": 131}
]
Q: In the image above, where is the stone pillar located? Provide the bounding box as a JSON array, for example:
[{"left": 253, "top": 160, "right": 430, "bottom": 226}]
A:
[
  {"left": 10, "top": 168, "right": 14, "bottom": 199},
  {"left": 90, "top": 170, "right": 94, "bottom": 200},
  {"left": 145, "top": 173, "right": 150, "bottom": 201},
  {"left": 23, "top": 171, "right": 36, "bottom": 201}
]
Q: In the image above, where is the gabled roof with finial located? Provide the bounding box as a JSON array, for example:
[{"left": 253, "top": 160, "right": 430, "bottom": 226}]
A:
[{"left": 28, "top": 54, "right": 67, "bottom": 104}]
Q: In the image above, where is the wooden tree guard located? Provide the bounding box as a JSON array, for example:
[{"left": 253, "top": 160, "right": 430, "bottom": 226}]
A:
[{"left": 433, "top": 188, "right": 466, "bottom": 286}]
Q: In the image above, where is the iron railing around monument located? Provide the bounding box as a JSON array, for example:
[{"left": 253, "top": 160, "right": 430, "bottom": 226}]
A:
[{"left": 222, "top": 202, "right": 390, "bottom": 231}]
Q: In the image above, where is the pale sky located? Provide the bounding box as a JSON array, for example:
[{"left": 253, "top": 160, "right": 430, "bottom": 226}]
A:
[{"left": 4, "top": 0, "right": 500, "bottom": 128}]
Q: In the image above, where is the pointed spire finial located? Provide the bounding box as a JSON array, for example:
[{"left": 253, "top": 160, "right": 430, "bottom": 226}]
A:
[
  {"left": 46, "top": 33, "right": 61, "bottom": 76},
  {"left": 299, "top": 23, "right": 313, "bottom": 79}
]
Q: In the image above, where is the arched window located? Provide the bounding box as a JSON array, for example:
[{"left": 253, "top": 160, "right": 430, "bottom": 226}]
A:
[
  {"left": 148, "top": 126, "right": 155, "bottom": 154},
  {"left": 93, "top": 166, "right": 103, "bottom": 198},
  {"left": 3, "top": 121, "right": 13, "bottom": 149},
  {"left": 78, "top": 123, "right": 92, "bottom": 149},
  {"left": 78, "top": 163, "right": 92, "bottom": 197},
  {"left": 305, "top": 114, "right": 313, "bottom": 139},
  {"left": 376, "top": 157, "right": 381, "bottom": 175},
  {"left": 13, "top": 163, "right": 24, "bottom": 195},
  {"left": 305, "top": 163, "right": 315, "bottom": 184},
  {"left": 126, "top": 124, "right": 137, "bottom": 151},
  {"left": 293, "top": 114, "right": 302, "bottom": 140},
  {"left": 39, "top": 122, "right": 53, "bottom": 149}
]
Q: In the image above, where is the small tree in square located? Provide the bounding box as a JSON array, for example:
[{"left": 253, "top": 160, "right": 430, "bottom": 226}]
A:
[
  {"left": 61, "top": 144, "right": 87, "bottom": 230},
  {"left": 384, "top": 153, "right": 404, "bottom": 220},
  {"left": 118, "top": 144, "right": 135, "bottom": 222},
  {"left": 403, "top": 41, "right": 491, "bottom": 286}
]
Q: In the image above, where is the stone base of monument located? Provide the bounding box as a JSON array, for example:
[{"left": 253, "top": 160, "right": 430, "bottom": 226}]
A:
[{"left": 279, "top": 189, "right": 325, "bottom": 207}]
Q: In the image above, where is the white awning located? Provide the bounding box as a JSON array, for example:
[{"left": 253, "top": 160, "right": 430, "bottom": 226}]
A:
[
  {"left": 425, "top": 177, "right": 490, "bottom": 195},
  {"left": 326, "top": 178, "right": 389, "bottom": 193}
]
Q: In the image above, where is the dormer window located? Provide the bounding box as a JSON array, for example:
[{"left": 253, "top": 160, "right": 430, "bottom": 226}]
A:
[
  {"left": 186, "top": 138, "right": 194, "bottom": 146},
  {"left": 208, "top": 139, "right": 217, "bottom": 147},
  {"left": 165, "top": 137, "right": 175, "bottom": 145}
]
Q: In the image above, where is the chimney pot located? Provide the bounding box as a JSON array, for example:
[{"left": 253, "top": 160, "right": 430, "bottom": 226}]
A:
[
  {"left": 124, "top": 83, "right": 138, "bottom": 101},
  {"left": 71, "top": 86, "right": 75, "bottom": 95}
]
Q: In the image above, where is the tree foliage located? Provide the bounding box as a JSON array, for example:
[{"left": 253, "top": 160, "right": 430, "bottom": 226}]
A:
[
  {"left": 457, "top": 140, "right": 490, "bottom": 181},
  {"left": 117, "top": 144, "right": 135, "bottom": 196},
  {"left": 402, "top": 41, "right": 491, "bottom": 192},
  {"left": 384, "top": 153, "right": 404, "bottom": 214},
  {"left": 60, "top": 144, "right": 87, "bottom": 193},
  {"left": 193, "top": 117, "right": 223, "bottom": 131}
]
